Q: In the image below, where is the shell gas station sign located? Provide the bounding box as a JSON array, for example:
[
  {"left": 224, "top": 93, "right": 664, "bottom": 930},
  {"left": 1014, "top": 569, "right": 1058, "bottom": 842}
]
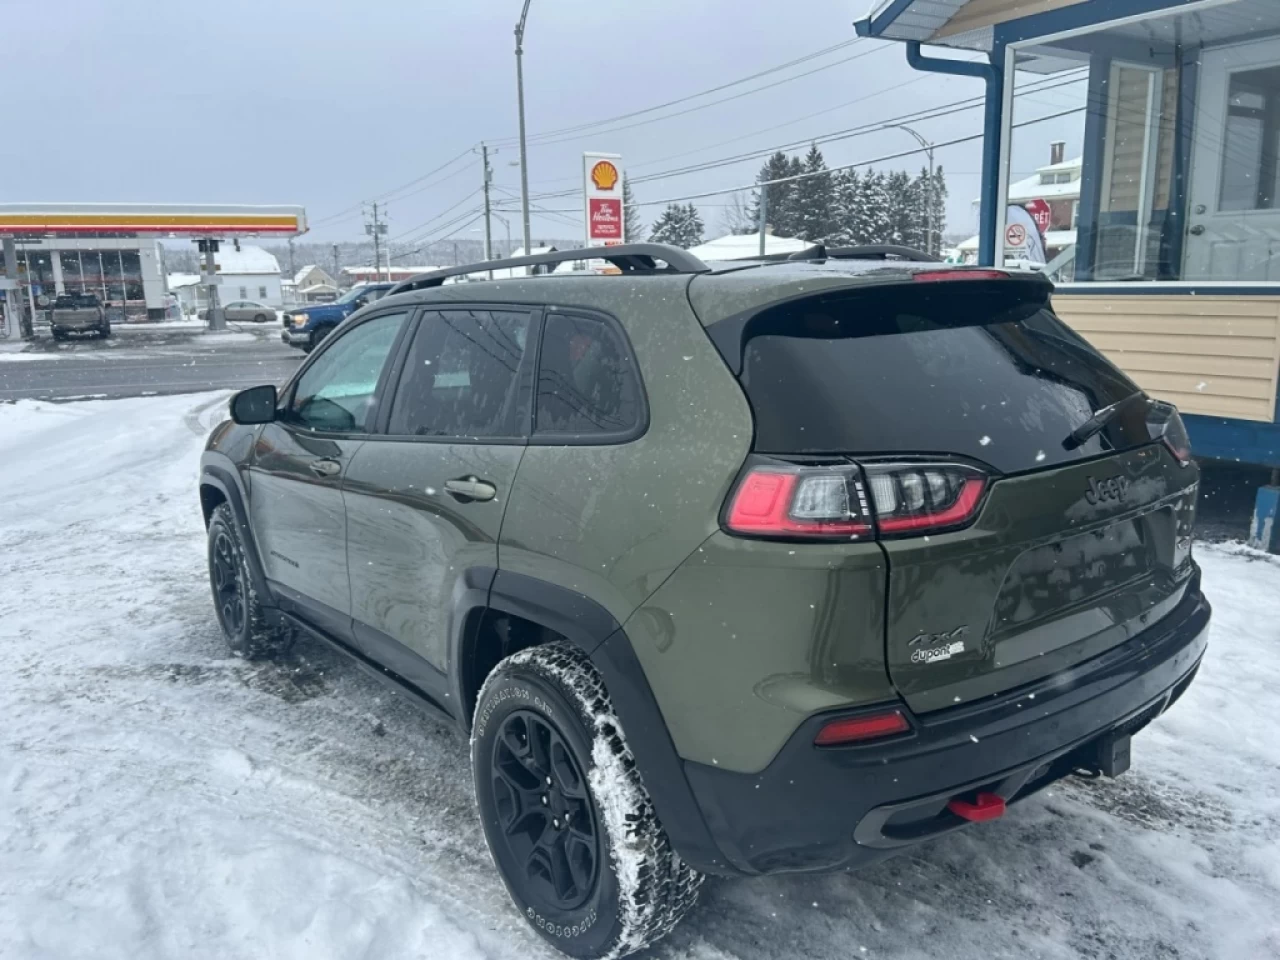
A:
[{"left": 583, "top": 153, "right": 624, "bottom": 246}]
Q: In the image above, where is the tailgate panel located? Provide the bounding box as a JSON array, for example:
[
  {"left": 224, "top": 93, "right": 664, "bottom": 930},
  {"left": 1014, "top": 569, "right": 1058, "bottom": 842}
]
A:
[{"left": 882, "top": 444, "right": 1198, "bottom": 714}]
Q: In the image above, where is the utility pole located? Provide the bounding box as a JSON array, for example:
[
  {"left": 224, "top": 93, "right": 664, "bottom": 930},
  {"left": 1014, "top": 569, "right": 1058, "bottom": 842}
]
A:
[
  {"left": 480, "top": 142, "right": 494, "bottom": 279},
  {"left": 199, "top": 238, "right": 224, "bottom": 331},
  {"left": 757, "top": 184, "right": 769, "bottom": 257},
  {"left": 515, "top": 0, "right": 533, "bottom": 262},
  {"left": 364, "top": 202, "right": 387, "bottom": 281},
  {"left": 287, "top": 238, "right": 296, "bottom": 279}
]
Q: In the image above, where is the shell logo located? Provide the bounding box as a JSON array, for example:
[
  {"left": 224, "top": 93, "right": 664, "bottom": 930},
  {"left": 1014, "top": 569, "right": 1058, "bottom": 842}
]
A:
[{"left": 590, "top": 161, "right": 619, "bottom": 191}]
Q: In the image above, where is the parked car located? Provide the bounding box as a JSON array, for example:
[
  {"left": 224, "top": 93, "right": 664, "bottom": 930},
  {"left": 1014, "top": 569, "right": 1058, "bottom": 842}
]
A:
[
  {"left": 280, "top": 282, "right": 396, "bottom": 352},
  {"left": 222, "top": 300, "right": 277, "bottom": 323},
  {"left": 49, "top": 292, "right": 109, "bottom": 339},
  {"left": 200, "top": 244, "right": 1209, "bottom": 959}
]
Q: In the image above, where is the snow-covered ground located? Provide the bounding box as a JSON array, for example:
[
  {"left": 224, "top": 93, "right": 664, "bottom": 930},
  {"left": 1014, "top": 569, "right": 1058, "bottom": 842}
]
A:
[{"left": 1, "top": 393, "right": 1277, "bottom": 960}]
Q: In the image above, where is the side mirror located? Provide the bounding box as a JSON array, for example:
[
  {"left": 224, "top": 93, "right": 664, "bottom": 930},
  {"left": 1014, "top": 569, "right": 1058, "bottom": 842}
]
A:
[
  {"left": 354, "top": 296, "right": 369, "bottom": 308},
  {"left": 230, "top": 384, "right": 278, "bottom": 425}
]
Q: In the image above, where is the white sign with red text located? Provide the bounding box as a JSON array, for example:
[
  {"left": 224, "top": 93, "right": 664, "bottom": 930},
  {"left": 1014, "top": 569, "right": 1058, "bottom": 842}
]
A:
[{"left": 583, "top": 153, "right": 624, "bottom": 247}]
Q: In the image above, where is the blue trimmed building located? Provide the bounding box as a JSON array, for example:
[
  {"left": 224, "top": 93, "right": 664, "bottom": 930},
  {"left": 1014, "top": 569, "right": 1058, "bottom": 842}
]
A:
[{"left": 857, "top": 0, "right": 1280, "bottom": 549}]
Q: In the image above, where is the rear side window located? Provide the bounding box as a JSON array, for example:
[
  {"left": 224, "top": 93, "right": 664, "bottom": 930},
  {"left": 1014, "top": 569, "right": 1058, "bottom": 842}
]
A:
[
  {"left": 734, "top": 283, "right": 1146, "bottom": 474},
  {"left": 387, "top": 308, "right": 531, "bottom": 439},
  {"left": 534, "top": 312, "right": 643, "bottom": 440}
]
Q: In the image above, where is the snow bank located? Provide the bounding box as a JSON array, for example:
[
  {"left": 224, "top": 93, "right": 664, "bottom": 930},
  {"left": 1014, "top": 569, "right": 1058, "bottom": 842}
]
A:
[{"left": 0, "top": 393, "right": 1277, "bottom": 959}]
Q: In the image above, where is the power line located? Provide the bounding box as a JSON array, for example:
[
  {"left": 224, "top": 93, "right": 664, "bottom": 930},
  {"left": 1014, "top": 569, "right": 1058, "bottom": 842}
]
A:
[
  {"left": 487, "top": 38, "right": 864, "bottom": 146},
  {"left": 513, "top": 44, "right": 895, "bottom": 151},
  {"left": 526, "top": 104, "right": 1087, "bottom": 213},
  {"left": 518, "top": 69, "right": 1089, "bottom": 204}
]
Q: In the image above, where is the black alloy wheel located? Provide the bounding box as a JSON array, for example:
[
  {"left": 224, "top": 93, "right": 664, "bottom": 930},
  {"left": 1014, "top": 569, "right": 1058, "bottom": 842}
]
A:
[
  {"left": 489, "top": 709, "right": 601, "bottom": 913},
  {"left": 211, "top": 529, "right": 246, "bottom": 638}
]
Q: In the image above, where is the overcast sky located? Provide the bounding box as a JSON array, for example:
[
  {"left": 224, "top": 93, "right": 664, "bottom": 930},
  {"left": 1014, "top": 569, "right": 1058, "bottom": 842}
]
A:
[{"left": 7, "top": 0, "right": 1085, "bottom": 247}]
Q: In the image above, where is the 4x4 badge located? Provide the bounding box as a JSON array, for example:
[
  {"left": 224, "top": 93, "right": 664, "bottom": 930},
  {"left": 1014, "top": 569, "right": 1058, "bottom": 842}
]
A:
[{"left": 1085, "top": 475, "right": 1130, "bottom": 505}]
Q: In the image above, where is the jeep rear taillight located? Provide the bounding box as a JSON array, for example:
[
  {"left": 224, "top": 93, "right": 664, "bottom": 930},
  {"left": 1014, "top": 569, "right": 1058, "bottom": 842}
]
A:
[
  {"left": 1148, "top": 402, "right": 1192, "bottom": 467},
  {"left": 725, "top": 466, "right": 873, "bottom": 539},
  {"left": 863, "top": 463, "right": 987, "bottom": 535},
  {"left": 725, "top": 461, "right": 987, "bottom": 541}
]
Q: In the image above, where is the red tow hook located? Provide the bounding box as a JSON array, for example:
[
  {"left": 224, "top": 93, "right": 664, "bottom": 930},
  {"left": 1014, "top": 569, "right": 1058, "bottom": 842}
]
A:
[{"left": 947, "top": 792, "right": 1006, "bottom": 822}]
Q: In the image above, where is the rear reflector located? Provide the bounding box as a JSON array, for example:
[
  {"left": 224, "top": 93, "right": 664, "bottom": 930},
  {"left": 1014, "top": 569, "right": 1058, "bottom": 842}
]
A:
[
  {"left": 947, "top": 792, "right": 1006, "bottom": 822},
  {"left": 912, "top": 269, "right": 1008, "bottom": 283},
  {"left": 814, "top": 710, "right": 910, "bottom": 746}
]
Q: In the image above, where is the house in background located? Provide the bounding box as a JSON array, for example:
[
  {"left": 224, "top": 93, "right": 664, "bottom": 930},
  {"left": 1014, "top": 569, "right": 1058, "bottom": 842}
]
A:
[
  {"left": 166, "top": 245, "right": 283, "bottom": 311},
  {"left": 293, "top": 264, "right": 338, "bottom": 303},
  {"left": 166, "top": 272, "right": 202, "bottom": 314},
  {"left": 215, "top": 245, "right": 283, "bottom": 307}
]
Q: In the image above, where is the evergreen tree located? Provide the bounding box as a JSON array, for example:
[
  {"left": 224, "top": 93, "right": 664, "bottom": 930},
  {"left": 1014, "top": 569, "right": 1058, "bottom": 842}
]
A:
[
  {"left": 649, "top": 202, "right": 705, "bottom": 248},
  {"left": 792, "top": 143, "right": 835, "bottom": 242},
  {"left": 830, "top": 169, "right": 864, "bottom": 246},
  {"left": 748, "top": 151, "right": 805, "bottom": 239},
  {"left": 622, "top": 176, "right": 643, "bottom": 243},
  {"left": 884, "top": 170, "right": 916, "bottom": 246},
  {"left": 927, "top": 165, "right": 949, "bottom": 255},
  {"left": 861, "top": 169, "right": 892, "bottom": 244}
]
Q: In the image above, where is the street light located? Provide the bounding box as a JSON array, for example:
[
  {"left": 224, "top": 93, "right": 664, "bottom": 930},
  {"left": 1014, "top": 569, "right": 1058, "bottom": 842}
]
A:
[
  {"left": 889, "top": 123, "right": 936, "bottom": 256},
  {"left": 515, "top": 0, "right": 533, "bottom": 264}
]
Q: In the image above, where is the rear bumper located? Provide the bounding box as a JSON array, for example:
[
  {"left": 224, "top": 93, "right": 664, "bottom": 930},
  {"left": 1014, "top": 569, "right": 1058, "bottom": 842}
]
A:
[{"left": 679, "top": 578, "right": 1210, "bottom": 876}]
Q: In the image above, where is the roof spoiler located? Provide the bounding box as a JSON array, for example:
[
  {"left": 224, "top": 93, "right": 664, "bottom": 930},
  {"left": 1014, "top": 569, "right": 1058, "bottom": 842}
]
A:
[
  {"left": 751, "top": 243, "right": 941, "bottom": 264},
  {"left": 385, "top": 243, "right": 710, "bottom": 296}
]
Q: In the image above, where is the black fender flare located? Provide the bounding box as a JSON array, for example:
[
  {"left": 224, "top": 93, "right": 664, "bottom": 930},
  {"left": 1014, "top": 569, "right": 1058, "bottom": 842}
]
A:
[
  {"left": 454, "top": 568, "right": 731, "bottom": 875},
  {"left": 199, "top": 461, "right": 272, "bottom": 604}
]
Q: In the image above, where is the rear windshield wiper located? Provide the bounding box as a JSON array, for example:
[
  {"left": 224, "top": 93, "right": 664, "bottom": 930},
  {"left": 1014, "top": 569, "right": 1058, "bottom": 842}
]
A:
[{"left": 1064, "top": 390, "right": 1148, "bottom": 449}]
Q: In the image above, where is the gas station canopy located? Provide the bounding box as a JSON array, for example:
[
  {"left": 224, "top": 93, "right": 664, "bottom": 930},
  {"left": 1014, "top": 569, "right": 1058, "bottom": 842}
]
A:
[{"left": 0, "top": 203, "right": 307, "bottom": 238}]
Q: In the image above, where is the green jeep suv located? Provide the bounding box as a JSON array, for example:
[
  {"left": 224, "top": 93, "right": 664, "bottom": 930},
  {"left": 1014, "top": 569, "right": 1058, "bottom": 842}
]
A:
[{"left": 200, "top": 243, "right": 1210, "bottom": 959}]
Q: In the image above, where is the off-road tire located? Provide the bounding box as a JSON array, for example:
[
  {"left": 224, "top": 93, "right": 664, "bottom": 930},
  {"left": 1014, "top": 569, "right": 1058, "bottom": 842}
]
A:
[
  {"left": 51, "top": 327, "right": 66, "bottom": 341},
  {"left": 472, "top": 641, "right": 702, "bottom": 959},
  {"left": 207, "top": 502, "right": 294, "bottom": 660}
]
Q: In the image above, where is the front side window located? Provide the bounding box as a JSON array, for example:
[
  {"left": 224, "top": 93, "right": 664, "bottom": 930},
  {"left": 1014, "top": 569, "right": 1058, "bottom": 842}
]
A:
[
  {"left": 285, "top": 312, "right": 406, "bottom": 433},
  {"left": 386, "top": 308, "right": 531, "bottom": 439},
  {"left": 534, "top": 312, "right": 642, "bottom": 439}
]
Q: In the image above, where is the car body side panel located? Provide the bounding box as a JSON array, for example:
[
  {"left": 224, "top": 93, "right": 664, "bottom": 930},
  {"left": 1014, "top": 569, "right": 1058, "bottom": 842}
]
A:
[
  {"left": 343, "top": 439, "right": 524, "bottom": 675},
  {"left": 247, "top": 422, "right": 363, "bottom": 633},
  {"left": 626, "top": 533, "right": 893, "bottom": 773},
  {"left": 498, "top": 279, "right": 753, "bottom": 626}
]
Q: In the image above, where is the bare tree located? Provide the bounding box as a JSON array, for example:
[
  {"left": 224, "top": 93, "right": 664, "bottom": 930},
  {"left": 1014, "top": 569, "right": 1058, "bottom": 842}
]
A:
[{"left": 720, "top": 190, "right": 756, "bottom": 236}]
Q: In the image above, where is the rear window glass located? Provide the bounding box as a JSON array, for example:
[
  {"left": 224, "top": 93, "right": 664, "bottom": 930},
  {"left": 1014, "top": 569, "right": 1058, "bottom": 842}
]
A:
[{"left": 735, "top": 283, "right": 1149, "bottom": 474}]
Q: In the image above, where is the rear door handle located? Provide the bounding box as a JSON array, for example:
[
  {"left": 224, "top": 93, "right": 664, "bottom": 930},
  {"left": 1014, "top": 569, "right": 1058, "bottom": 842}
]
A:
[
  {"left": 309, "top": 458, "right": 341, "bottom": 478},
  {"left": 444, "top": 477, "right": 497, "bottom": 502}
]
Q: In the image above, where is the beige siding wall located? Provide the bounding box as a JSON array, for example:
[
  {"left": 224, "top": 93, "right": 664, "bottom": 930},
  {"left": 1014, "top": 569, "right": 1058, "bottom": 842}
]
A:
[
  {"left": 934, "top": 0, "right": 1088, "bottom": 39},
  {"left": 1053, "top": 295, "right": 1280, "bottom": 422}
]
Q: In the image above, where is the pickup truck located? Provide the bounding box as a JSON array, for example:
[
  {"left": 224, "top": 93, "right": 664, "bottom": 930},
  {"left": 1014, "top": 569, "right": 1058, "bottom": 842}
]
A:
[
  {"left": 280, "top": 282, "right": 396, "bottom": 352},
  {"left": 50, "top": 293, "right": 110, "bottom": 340}
]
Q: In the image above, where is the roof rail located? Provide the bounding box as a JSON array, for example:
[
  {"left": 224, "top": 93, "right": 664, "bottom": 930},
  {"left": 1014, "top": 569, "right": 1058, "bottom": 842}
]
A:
[{"left": 385, "top": 243, "right": 710, "bottom": 296}]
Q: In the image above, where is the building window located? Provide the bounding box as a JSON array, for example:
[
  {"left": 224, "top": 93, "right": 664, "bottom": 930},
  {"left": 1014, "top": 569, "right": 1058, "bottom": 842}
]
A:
[
  {"left": 259, "top": 285, "right": 268, "bottom": 299},
  {"left": 239, "top": 286, "right": 248, "bottom": 299}
]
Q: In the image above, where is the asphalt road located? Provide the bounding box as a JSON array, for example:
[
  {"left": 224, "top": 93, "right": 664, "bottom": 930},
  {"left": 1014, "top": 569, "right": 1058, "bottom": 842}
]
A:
[{"left": 0, "top": 324, "right": 302, "bottom": 402}]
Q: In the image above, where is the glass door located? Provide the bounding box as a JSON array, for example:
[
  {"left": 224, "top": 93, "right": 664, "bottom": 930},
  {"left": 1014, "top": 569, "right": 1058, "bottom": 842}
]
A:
[{"left": 1186, "top": 37, "right": 1280, "bottom": 281}]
